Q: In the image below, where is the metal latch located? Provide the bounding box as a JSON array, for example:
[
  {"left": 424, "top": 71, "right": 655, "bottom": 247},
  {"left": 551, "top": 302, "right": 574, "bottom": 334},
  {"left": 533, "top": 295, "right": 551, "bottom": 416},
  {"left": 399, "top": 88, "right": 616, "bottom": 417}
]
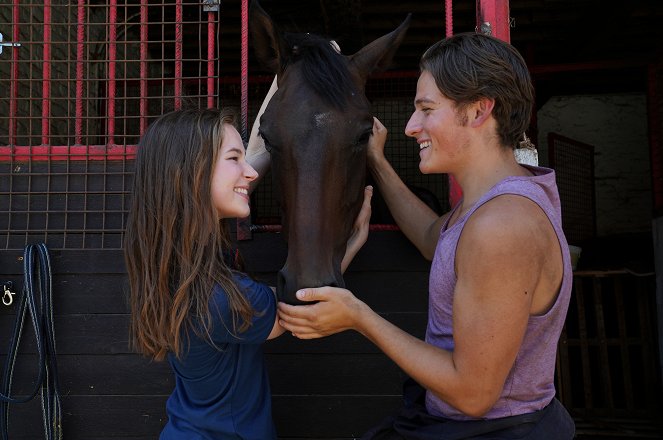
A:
[{"left": 0, "top": 32, "right": 21, "bottom": 56}]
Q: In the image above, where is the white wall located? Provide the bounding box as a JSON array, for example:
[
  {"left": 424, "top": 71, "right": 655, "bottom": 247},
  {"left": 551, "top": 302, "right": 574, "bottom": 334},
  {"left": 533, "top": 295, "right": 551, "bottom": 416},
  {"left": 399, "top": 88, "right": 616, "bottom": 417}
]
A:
[{"left": 537, "top": 94, "right": 652, "bottom": 236}]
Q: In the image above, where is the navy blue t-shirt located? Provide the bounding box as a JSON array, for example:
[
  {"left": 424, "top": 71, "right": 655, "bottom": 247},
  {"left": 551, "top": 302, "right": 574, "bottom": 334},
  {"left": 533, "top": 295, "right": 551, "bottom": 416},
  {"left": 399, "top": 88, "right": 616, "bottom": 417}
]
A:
[{"left": 160, "top": 274, "right": 277, "bottom": 440}]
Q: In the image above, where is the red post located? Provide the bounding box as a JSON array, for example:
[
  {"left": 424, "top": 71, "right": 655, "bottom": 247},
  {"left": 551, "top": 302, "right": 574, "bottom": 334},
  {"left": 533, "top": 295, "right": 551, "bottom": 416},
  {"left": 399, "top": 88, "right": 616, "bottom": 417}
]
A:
[
  {"left": 42, "top": 0, "right": 51, "bottom": 145},
  {"left": 140, "top": 1, "right": 148, "bottom": 134},
  {"left": 477, "top": 0, "right": 511, "bottom": 42},
  {"left": 447, "top": 0, "right": 510, "bottom": 208},
  {"left": 174, "top": 0, "right": 183, "bottom": 110},
  {"left": 75, "top": 0, "right": 85, "bottom": 145},
  {"left": 108, "top": 0, "right": 117, "bottom": 146},
  {"left": 9, "top": 1, "right": 20, "bottom": 146},
  {"left": 445, "top": 0, "right": 453, "bottom": 37},
  {"left": 207, "top": 12, "right": 216, "bottom": 109},
  {"left": 237, "top": 0, "right": 252, "bottom": 240},
  {"left": 240, "top": 0, "right": 249, "bottom": 141}
]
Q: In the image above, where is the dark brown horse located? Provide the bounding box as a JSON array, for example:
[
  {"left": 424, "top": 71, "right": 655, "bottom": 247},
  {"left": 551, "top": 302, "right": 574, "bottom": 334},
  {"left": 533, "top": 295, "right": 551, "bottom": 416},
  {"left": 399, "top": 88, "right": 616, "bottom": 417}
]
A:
[{"left": 250, "top": 1, "right": 409, "bottom": 304}]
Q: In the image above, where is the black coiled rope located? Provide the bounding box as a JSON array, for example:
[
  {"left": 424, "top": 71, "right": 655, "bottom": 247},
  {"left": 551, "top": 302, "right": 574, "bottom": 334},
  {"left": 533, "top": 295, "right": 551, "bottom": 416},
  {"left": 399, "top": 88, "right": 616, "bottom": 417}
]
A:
[{"left": 0, "top": 243, "right": 62, "bottom": 439}]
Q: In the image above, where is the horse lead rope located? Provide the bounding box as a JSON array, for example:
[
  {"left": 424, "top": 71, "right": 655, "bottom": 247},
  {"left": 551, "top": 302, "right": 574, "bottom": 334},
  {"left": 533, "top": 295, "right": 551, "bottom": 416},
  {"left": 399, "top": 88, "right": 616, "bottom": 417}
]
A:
[{"left": 0, "top": 243, "right": 62, "bottom": 439}]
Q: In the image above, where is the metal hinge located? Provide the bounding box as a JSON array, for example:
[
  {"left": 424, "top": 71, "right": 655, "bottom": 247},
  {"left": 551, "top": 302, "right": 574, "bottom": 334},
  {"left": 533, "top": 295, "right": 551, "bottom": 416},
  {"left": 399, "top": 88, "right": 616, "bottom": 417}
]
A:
[
  {"left": 478, "top": 22, "right": 492, "bottom": 36},
  {"left": 0, "top": 32, "right": 21, "bottom": 56}
]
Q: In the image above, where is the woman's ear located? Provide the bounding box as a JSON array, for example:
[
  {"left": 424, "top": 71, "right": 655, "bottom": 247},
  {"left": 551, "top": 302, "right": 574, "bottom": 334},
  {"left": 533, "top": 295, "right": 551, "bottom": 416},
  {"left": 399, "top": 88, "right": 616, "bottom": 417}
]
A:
[{"left": 469, "top": 97, "right": 495, "bottom": 127}]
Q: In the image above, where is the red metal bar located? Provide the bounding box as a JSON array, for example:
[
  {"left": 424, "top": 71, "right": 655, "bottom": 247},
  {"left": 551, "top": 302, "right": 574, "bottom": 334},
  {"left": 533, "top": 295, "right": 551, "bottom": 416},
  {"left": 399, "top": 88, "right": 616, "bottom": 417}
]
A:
[
  {"left": 140, "top": 0, "right": 148, "bottom": 133},
  {"left": 75, "top": 0, "right": 85, "bottom": 145},
  {"left": 9, "top": 1, "right": 20, "bottom": 146},
  {"left": 477, "top": 0, "right": 510, "bottom": 42},
  {"left": 42, "top": 0, "right": 52, "bottom": 145},
  {"left": 0, "top": 145, "right": 137, "bottom": 162},
  {"left": 174, "top": 0, "right": 183, "bottom": 110},
  {"left": 236, "top": 0, "right": 252, "bottom": 241},
  {"left": 207, "top": 12, "right": 216, "bottom": 109},
  {"left": 445, "top": 0, "right": 453, "bottom": 37},
  {"left": 248, "top": 224, "right": 401, "bottom": 233},
  {"left": 108, "top": 0, "right": 117, "bottom": 146},
  {"left": 241, "top": 0, "right": 249, "bottom": 140}
]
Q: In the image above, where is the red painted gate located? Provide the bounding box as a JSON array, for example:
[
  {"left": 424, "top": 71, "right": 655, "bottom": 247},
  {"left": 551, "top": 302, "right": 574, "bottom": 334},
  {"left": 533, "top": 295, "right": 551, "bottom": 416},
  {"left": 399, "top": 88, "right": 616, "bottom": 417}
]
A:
[{"left": 0, "top": 0, "right": 224, "bottom": 251}]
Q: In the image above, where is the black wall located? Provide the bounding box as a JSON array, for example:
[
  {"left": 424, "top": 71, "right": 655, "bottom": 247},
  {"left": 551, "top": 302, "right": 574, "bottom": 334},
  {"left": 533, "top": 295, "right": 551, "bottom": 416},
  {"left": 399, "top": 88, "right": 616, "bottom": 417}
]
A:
[{"left": 0, "top": 230, "right": 431, "bottom": 439}]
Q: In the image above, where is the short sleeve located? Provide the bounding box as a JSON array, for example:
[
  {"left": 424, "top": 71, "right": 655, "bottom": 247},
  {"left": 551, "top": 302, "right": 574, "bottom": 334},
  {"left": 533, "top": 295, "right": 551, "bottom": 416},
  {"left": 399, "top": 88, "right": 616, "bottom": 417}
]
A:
[{"left": 209, "top": 274, "right": 276, "bottom": 344}]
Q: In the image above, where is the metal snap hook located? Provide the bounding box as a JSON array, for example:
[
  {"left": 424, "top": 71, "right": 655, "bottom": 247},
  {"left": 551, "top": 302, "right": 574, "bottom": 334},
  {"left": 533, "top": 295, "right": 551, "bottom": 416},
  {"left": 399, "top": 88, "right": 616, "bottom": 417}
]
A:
[{"left": 2, "top": 282, "right": 15, "bottom": 306}]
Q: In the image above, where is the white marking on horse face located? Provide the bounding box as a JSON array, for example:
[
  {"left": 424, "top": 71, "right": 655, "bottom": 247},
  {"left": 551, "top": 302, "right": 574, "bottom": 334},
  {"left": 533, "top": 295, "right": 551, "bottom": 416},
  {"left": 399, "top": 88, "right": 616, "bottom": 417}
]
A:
[{"left": 314, "top": 112, "right": 333, "bottom": 128}]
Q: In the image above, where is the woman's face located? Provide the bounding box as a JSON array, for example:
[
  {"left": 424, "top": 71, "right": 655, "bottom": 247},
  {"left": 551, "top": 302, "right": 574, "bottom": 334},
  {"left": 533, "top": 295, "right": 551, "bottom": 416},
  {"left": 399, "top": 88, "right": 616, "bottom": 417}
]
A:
[{"left": 211, "top": 124, "right": 258, "bottom": 219}]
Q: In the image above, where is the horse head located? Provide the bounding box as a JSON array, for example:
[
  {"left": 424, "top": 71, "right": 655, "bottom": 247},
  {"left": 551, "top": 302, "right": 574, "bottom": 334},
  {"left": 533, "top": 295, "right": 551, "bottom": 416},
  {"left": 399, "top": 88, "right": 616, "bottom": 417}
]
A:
[{"left": 250, "top": 0, "right": 410, "bottom": 304}]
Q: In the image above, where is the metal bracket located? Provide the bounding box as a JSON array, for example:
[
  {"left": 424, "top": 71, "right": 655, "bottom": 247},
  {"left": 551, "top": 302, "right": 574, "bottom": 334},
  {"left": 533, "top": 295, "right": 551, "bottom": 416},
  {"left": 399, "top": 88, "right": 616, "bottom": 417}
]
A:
[
  {"left": 0, "top": 32, "right": 21, "bottom": 56},
  {"left": 203, "top": 0, "right": 221, "bottom": 12}
]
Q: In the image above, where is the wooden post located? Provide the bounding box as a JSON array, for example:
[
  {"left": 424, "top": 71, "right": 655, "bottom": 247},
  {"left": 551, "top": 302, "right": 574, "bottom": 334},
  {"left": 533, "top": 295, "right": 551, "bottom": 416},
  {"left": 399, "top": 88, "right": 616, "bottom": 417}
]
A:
[
  {"left": 647, "top": 62, "right": 663, "bottom": 387},
  {"left": 654, "top": 217, "right": 663, "bottom": 386}
]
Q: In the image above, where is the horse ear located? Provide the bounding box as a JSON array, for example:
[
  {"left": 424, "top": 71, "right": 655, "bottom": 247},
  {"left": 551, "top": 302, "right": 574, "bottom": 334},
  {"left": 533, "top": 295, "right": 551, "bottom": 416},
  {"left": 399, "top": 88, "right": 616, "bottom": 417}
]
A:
[
  {"left": 250, "top": 0, "right": 283, "bottom": 74},
  {"left": 349, "top": 14, "right": 411, "bottom": 81}
]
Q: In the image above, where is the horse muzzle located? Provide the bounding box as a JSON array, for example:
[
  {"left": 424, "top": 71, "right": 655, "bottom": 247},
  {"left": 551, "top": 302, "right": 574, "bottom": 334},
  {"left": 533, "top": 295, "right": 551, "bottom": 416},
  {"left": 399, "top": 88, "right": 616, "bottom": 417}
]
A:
[{"left": 276, "top": 265, "right": 344, "bottom": 305}]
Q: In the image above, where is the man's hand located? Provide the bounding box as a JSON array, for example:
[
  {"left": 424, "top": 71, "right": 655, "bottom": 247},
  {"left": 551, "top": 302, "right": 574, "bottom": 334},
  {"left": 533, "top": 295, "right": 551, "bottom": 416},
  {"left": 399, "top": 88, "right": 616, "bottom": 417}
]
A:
[
  {"left": 366, "top": 117, "right": 388, "bottom": 168},
  {"left": 277, "top": 287, "right": 365, "bottom": 339}
]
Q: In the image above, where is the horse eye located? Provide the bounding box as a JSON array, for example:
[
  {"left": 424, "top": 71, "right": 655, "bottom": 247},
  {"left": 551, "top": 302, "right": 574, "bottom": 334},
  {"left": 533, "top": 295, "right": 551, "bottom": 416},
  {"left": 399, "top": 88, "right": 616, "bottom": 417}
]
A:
[
  {"left": 259, "top": 131, "right": 278, "bottom": 154},
  {"left": 356, "top": 131, "right": 372, "bottom": 145}
]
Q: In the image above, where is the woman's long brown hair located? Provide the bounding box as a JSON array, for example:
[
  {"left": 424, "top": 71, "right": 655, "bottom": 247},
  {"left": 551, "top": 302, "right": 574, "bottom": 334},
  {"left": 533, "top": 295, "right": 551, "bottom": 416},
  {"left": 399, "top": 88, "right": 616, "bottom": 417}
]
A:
[{"left": 124, "top": 108, "right": 257, "bottom": 360}]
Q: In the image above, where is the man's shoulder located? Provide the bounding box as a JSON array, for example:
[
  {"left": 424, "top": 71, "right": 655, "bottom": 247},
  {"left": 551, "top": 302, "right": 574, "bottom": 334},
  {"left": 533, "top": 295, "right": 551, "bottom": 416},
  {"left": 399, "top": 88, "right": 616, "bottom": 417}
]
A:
[
  {"left": 471, "top": 194, "right": 546, "bottom": 230},
  {"left": 460, "top": 194, "right": 555, "bottom": 258}
]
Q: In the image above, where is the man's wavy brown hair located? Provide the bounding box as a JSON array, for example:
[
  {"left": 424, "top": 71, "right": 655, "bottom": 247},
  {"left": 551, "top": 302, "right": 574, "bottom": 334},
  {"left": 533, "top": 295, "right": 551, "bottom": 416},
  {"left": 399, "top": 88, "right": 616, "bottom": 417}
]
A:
[
  {"left": 124, "top": 108, "right": 257, "bottom": 361},
  {"left": 420, "top": 32, "right": 534, "bottom": 150}
]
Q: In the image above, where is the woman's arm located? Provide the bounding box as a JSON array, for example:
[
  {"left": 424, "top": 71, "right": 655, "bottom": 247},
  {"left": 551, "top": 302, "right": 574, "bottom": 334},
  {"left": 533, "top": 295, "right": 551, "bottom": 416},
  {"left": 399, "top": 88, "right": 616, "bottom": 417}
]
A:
[{"left": 267, "top": 286, "right": 286, "bottom": 340}]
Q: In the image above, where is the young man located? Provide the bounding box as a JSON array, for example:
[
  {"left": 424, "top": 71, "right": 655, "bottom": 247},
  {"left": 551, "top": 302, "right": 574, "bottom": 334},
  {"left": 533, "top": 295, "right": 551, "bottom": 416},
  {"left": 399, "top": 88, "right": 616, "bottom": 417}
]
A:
[{"left": 277, "top": 32, "right": 575, "bottom": 439}]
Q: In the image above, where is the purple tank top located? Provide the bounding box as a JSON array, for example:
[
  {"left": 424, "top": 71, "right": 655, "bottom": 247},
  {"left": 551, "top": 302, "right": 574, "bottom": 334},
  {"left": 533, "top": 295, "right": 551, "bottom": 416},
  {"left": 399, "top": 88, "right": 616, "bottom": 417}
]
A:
[{"left": 425, "top": 165, "right": 573, "bottom": 420}]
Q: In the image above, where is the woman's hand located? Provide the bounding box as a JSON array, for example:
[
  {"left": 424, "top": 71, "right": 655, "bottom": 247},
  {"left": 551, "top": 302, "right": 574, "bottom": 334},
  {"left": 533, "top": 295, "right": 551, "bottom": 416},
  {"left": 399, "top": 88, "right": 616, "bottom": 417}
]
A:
[
  {"left": 366, "top": 117, "right": 388, "bottom": 168},
  {"left": 277, "top": 287, "right": 365, "bottom": 339},
  {"left": 341, "top": 185, "right": 373, "bottom": 273}
]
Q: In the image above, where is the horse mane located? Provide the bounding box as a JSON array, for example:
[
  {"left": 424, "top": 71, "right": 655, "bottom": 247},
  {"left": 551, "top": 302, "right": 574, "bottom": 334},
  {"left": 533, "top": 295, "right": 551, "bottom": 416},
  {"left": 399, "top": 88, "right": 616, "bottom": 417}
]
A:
[{"left": 281, "top": 32, "right": 357, "bottom": 110}]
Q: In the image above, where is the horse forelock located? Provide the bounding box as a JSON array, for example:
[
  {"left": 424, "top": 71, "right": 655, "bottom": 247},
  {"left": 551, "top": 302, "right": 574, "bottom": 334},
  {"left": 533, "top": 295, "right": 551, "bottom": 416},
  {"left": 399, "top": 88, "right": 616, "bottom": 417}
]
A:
[{"left": 281, "top": 32, "right": 357, "bottom": 110}]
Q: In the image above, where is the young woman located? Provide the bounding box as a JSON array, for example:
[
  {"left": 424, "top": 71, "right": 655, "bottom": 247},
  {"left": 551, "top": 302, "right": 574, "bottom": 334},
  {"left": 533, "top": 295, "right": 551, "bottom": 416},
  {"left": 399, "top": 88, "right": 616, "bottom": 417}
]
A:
[{"left": 123, "top": 107, "right": 372, "bottom": 439}]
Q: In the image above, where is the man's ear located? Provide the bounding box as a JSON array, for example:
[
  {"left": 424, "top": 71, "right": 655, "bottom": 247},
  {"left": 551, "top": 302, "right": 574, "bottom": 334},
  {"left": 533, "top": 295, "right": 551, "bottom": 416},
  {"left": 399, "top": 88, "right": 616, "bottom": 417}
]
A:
[{"left": 469, "top": 97, "right": 495, "bottom": 127}]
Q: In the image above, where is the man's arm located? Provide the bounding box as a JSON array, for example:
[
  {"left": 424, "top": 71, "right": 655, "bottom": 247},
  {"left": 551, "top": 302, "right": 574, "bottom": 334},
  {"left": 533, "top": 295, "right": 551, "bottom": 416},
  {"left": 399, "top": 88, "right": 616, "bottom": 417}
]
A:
[{"left": 368, "top": 118, "right": 448, "bottom": 260}]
